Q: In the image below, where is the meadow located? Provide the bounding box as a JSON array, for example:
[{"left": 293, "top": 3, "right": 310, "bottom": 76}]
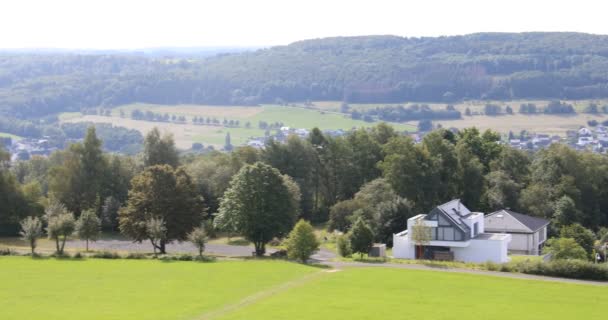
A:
[
  {"left": 0, "top": 257, "right": 604, "bottom": 320},
  {"left": 310, "top": 100, "right": 608, "bottom": 135},
  {"left": 61, "top": 104, "right": 415, "bottom": 149}
]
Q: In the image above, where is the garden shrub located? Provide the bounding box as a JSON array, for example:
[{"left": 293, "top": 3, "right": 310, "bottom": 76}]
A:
[{"left": 92, "top": 251, "right": 121, "bottom": 259}]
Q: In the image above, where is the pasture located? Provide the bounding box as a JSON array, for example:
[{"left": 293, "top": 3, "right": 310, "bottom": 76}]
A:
[
  {"left": 307, "top": 99, "right": 608, "bottom": 135},
  {"left": 61, "top": 104, "right": 415, "bottom": 149},
  {"left": 0, "top": 257, "right": 603, "bottom": 320}
]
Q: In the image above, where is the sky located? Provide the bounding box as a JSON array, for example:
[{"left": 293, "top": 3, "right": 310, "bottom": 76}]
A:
[{"left": 0, "top": 0, "right": 606, "bottom": 49}]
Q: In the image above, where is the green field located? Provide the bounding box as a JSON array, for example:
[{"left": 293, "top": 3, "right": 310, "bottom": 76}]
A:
[
  {"left": 0, "top": 257, "right": 603, "bottom": 320},
  {"left": 61, "top": 104, "right": 415, "bottom": 149}
]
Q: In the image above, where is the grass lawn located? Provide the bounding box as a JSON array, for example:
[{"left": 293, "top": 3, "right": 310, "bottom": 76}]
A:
[
  {"left": 0, "top": 257, "right": 316, "bottom": 320},
  {"left": 215, "top": 267, "right": 605, "bottom": 320},
  {"left": 1, "top": 257, "right": 604, "bottom": 320}
]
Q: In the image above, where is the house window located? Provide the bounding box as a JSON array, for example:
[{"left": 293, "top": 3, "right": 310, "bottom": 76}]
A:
[
  {"left": 437, "top": 227, "right": 456, "bottom": 241},
  {"left": 473, "top": 222, "right": 479, "bottom": 236}
]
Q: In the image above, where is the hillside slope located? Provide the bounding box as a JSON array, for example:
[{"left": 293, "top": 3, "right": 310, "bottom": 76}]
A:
[{"left": 3, "top": 32, "right": 608, "bottom": 117}]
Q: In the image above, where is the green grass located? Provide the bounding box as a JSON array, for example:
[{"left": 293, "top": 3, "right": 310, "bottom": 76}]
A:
[
  {"left": 0, "top": 257, "right": 316, "bottom": 320},
  {"left": 215, "top": 267, "right": 605, "bottom": 320},
  {"left": 0, "top": 257, "right": 604, "bottom": 320}
]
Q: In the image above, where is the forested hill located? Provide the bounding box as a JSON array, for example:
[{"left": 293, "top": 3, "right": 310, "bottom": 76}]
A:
[{"left": 4, "top": 32, "right": 608, "bottom": 118}]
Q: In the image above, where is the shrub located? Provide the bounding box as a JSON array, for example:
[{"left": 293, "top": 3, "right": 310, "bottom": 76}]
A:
[
  {"left": 92, "top": 251, "right": 121, "bottom": 259},
  {"left": 285, "top": 219, "right": 320, "bottom": 263},
  {"left": 125, "top": 252, "right": 147, "bottom": 259},
  {"left": 0, "top": 248, "right": 15, "bottom": 256},
  {"left": 337, "top": 234, "right": 352, "bottom": 258},
  {"left": 73, "top": 252, "right": 84, "bottom": 259},
  {"left": 543, "top": 238, "right": 587, "bottom": 260},
  {"left": 515, "top": 259, "right": 608, "bottom": 281},
  {"left": 484, "top": 261, "right": 500, "bottom": 271},
  {"left": 176, "top": 254, "right": 195, "bottom": 261},
  {"left": 187, "top": 227, "right": 207, "bottom": 257}
]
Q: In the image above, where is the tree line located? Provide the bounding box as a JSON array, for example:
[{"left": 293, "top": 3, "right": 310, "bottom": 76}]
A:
[
  {"left": 2, "top": 123, "right": 608, "bottom": 258},
  {"left": 6, "top": 33, "right": 608, "bottom": 118}
]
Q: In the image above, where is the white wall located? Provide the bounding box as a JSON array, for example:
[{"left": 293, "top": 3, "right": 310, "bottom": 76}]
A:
[
  {"left": 463, "top": 213, "right": 485, "bottom": 238},
  {"left": 451, "top": 236, "right": 510, "bottom": 263},
  {"left": 392, "top": 233, "right": 415, "bottom": 259}
]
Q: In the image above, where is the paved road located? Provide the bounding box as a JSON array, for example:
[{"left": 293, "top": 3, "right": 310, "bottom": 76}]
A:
[
  {"left": 56, "top": 239, "right": 338, "bottom": 259},
  {"left": 62, "top": 239, "right": 268, "bottom": 257}
]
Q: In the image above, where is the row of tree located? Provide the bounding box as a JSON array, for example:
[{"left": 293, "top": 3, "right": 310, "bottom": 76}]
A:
[{"left": 4, "top": 122, "right": 608, "bottom": 258}]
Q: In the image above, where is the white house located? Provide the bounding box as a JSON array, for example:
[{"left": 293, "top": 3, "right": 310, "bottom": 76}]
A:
[
  {"left": 484, "top": 210, "right": 549, "bottom": 255},
  {"left": 393, "top": 200, "right": 511, "bottom": 263}
]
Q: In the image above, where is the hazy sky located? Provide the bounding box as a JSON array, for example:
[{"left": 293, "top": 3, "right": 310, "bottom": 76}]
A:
[{"left": 0, "top": 0, "right": 605, "bottom": 49}]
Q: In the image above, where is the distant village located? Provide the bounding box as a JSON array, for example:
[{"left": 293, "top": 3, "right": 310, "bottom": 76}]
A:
[
  {"left": 244, "top": 124, "right": 608, "bottom": 154},
  {"left": 3, "top": 124, "right": 608, "bottom": 161}
]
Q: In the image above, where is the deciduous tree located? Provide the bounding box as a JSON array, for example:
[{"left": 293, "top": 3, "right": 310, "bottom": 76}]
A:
[{"left": 215, "top": 162, "right": 298, "bottom": 256}]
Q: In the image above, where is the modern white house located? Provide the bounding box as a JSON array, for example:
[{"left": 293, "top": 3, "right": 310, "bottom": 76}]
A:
[
  {"left": 484, "top": 209, "right": 549, "bottom": 255},
  {"left": 393, "top": 199, "right": 511, "bottom": 263}
]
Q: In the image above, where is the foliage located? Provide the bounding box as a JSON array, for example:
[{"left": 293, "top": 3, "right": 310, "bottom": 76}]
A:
[
  {"left": 349, "top": 217, "right": 374, "bottom": 258},
  {"left": 119, "top": 165, "right": 206, "bottom": 254},
  {"left": 543, "top": 238, "right": 587, "bottom": 260},
  {"left": 285, "top": 219, "right": 320, "bottom": 263},
  {"left": 143, "top": 128, "right": 179, "bottom": 167},
  {"left": 511, "top": 258, "right": 608, "bottom": 281},
  {"left": 188, "top": 226, "right": 208, "bottom": 257},
  {"left": 74, "top": 209, "right": 101, "bottom": 251},
  {"left": 19, "top": 216, "right": 43, "bottom": 254},
  {"left": 8, "top": 33, "right": 608, "bottom": 119},
  {"left": 146, "top": 217, "right": 167, "bottom": 257},
  {"left": 215, "top": 162, "right": 298, "bottom": 256},
  {"left": 410, "top": 218, "right": 432, "bottom": 246},
  {"left": 328, "top": 199, "right": 360, "bottom": 232},
  {"left": 45, "top": 206, "right": 76, "bottom": 255},
  {"left": 336, "top": 234, "right": 352, "bottom": 257},
  {"left": 559, "top": 224, "right": 596, "bottom": 256}
]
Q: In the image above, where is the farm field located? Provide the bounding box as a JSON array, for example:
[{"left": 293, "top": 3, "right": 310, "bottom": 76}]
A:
[
  {"left": 308, "top": 100, "right": 608, "bottom": 135},
  {"left": 0, "top": 257, "right": 604, "bottom": 320},
  {"left": 61, "top": 104, "right": 415, "bottom": 149}
]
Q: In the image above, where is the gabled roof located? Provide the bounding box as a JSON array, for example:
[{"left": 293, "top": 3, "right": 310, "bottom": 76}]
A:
[
  {"left": 437, "top": 199, "right": 471, "bottom": 224},
  {"left": 429, "top": 199, "right": 471, "bottom": 235},
  {"left": 488, "top": 209, "right": 549, "bottom": 232}
]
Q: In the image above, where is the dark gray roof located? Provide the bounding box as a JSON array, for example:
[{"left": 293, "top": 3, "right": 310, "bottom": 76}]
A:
[
  {"left": 493, "top": 209, "right": 549, "bottom": 231},
  {"left": 437, "top": 199, "right": 471, "bottom": 225}
]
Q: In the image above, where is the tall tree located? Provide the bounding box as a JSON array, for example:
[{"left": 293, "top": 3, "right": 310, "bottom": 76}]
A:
[
  {"left": 143, "top": 128, "right": 179, "bottom": 167},
  {"left": 263, "top": 136, "right": 315, "bottom": 218},
  {"left": 349, "top": 217, "right": 374, "bottom": 258},
  {"left": 48, "top": 127, "right": 107, "bottom": 215},
  {"left": 119, "top": 165, "right": 205, "bottom": 254},
  {"left": 74, "top": 209, "right": 101, "bottom": 251},
  {"left": 215, "top": 162, "right": 298, "bottom": 256},
  {"left": 19, "top": 216, "right": 43, "bottom": 255}
]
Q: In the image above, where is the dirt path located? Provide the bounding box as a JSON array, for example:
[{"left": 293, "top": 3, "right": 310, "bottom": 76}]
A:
[
  {"left": 194, "top": 271, "right": 330, "bottom": 320},
  {"left": 326, "top": 261, "right": 608, "bottom": 286}
]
